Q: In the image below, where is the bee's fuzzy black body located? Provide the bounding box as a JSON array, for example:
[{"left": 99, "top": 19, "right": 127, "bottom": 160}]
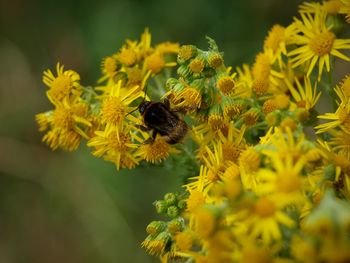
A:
[{"left": 138, "top": 100, "right": 188, "bottom": 144}]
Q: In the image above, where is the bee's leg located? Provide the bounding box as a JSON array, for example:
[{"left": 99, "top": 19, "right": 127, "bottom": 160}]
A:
[
  {"left": 143, "top": 130, "right": 158, "bottom": 144},
  {"left": 163, "top": 97, "right": 170, "bottom": 109},
  {"left": 135, "top": 124, "right": 151, "bottom": 131}
]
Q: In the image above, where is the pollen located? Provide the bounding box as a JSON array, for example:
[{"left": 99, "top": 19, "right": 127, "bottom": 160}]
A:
[
  {"left": 254, "top": 197, "right": 276, "bottom": 218},
  {"left": 50, "top": 74, "right": 73, "bottom": 101},
  {"left": 208, "top": 53, "right": 223, "bottom": 69},
  {"left": 240, "top": 148, "right": 260, "bottom": 172},
  {"left": 276, "top": 172, "right": 301, "bottom": 193},
  {"left": 118, "top": 47, "right": 137, "bottom": 66},
  {"left": 140, "top": 137, "right": 170, "bottom": 163},
  {"left": 217, "top": 76, "right": 235, "bottom": 95},
  {"left": 222, "top": 142, "right": 241, "bottom": 162},
  {"left": 252, "top": 78, "right": 269, "bottom": 95},
  {"left": 264, "top": 24, "right": 285, "bottom": 52},
  {"left": 145, "top": 53, "right": 165, "bottom": 74},
  {"left": 101, "top": 96, "right": 126, "bottom": 125},
  {"left": 102, "top": 56, "right": 117, "bottom": 74},
  {"left": 262, "top": 99, "right": 278, "bottom": 115},
  {"left": 179, "top": 45, "right": 196, "bottom": 61},
  {"left": 189, "top": 58, "right": 205, "bottom": 73},
  {"left": 309, "top": 32, "right": 335, "bottom": 56}
]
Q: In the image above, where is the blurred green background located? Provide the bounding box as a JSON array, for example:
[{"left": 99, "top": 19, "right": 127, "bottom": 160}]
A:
[{"left": 0, "top": 0, "right": 307, "bottom": 262}]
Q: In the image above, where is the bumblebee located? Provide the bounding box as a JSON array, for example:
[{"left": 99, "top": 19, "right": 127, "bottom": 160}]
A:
[{"left": 137, "top": 98, "right": 188, "bottom": 144}]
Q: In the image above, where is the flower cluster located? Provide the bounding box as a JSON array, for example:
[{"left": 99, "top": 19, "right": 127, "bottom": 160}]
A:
[
  {"left": 36, "top": 1, "right": 350, "bottom": 262},
  {"left": 36, "top": 29, "right": 181, "bottom": 169}
]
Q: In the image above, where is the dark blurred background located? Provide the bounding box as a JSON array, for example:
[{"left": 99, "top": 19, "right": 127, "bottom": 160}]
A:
[{"left": 0, "top": 0, "right": 307, "bottom": 262}]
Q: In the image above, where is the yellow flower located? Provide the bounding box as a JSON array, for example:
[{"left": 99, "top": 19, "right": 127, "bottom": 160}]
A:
[
  {"left": 216, "top": 76, "right": 235, "bottom": 95},
  {"left": 118, "top": 46, "right": 137, "bottom": 66},
  {"left": 245, "top": 196, "right": 295, "bottom": 244},
  {"left": 178, "top": 45, "right": 196, "bottom": 61},
  {"left": 264, "top": 23, "right": 298, "bottom": 66},
  {"left": 141, "top": 232, "right": 171, "bottom": 256},
  {"left": 43, "top": 63, "right": 80, "bottom": 101},
  {"left": 100, "top": 81, "right": 143, "bottom": 125},
  {"left": 288, "top": 10, "right": 350, "bottom": 80},
  {"left": 88, "top": 124, "right": 139, "bottom": 170},
  {"left": 339, "top": 0, "right": 350, "bottom": 23},
  {"left": 99, "top": 56, "right": 118, "bottom": 83},
  {"left": 135, "top": 136, "right": 179, "bottom": 163},
  {"left": 38, "top": 98, "right": 91, "bottom": 151},
  {"left": 316, "top": 100, "right": 350, "bottom": 134},
  {"left": 256, "top": 153, "right": 307, "bottom": 207},
  {"left": 217, "top": 124, "right": 246, "bottom": 164},
  {"left": 172, "top": 86, "right": 202, "bottom": 110},
  {"left": 186, "top": 188, "right": 207, "bottom": 213},
  {"left": 174, "top": 231, "right": 193, "bottom": 251},
  {"left": 287, "top": 77, "right": 321, "bottom": 111},
  {"left": 189, "top": 58, "right": 205, "bottom": 73}
]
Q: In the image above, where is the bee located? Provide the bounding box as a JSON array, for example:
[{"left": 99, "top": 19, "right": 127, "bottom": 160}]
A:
[{"left": 137, "top": 98, "right": 188, "bottom": 144}]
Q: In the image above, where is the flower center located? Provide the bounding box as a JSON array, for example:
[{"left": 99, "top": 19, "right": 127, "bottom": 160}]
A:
[
  {"left": 107, "top": 131, "right": 129, "bottom": 152},
  {"left": 51, "top": 75, "right": 72, "bottom": 100},
  {"left": 309, "top": 31, "right": 335, "bottom": 56},
  {"left": 103, "top": 56, "right": 117, "bottom": 74},
  {"left": 145, "top": 53, "right": 165, "bottom": 74},
  {"left": 52, "top": 107, "right": 74, "bottom": 130},
  {"left": 141, "top": 137, "right": 170, "bottom": 163},
  {"left": 217, "top": 76, "right": 235, "bottom": 95},
  {"left": 118, "top": 48, "right": 137, "bottom": 66},
  {"left": 222, "top": 142, "right": 241, "bottom": 162},
  {"left": 189, "top": 58, "right": 205, "bottom": 73},
  {"left": 101, "top": 96, "right": 125, "bottom": 125},
  {"left": 208, "top": 114, "right": 225, "bottom": 130},
  {"left": 255, "top": 197, "right": 276, "bottom": 217},
  {"left": 262, "top": 99, "right": 277, "bottom": 115},
  {"left": 252, "top": 78, "right": 269, "bottom": 95}
]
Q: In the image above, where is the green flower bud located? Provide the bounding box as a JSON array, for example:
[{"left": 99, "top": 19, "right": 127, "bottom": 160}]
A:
[
  {"left": 146, "top": 221, "right": 167, "bottom": 236},
  {"left": 177, "top": 199, "right": 187, "bottom": 210},
  {"left": 167, "top": 218, "right": 184, "bottom": 234},
  {"left": 178, "top": 45, "right": 197, "bottom": 62},
  {"left": 167, "top": 205, "right": 179, "bottom": 218},
  {"left": 154, "top": 200, "right": 168, "bottom": 214},
  {"left": 164, "top": 192, "right": 177, "bottom": 206}
]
